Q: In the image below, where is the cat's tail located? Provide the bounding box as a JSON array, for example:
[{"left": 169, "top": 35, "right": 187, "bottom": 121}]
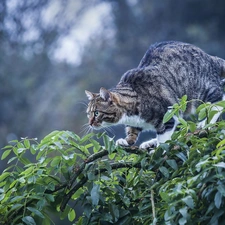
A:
[{"left": 212, "top": 56, "right": 225, "bottom": 78}]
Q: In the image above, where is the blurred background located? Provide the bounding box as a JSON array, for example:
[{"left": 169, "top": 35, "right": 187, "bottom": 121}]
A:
[{"left": 1, "top": 0, "right": 225, "bottom": 223}]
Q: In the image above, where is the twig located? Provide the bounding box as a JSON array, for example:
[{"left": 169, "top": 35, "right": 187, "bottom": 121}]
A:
[
  {"left": 60, "top": 176, "right": 88, "bottom": 211},
  {"left": 60, "top": 161, "right": 142, "bottom": 211},
  {"left": 151, "top": 189, "right": 156, "bottom": 224},
  {"left": 37, "top": 146, "right": 148, "bottom": 212}
]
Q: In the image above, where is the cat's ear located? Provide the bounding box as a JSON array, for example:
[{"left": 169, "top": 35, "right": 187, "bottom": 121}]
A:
[
  {"left": 100, "top": 87, "right": 111, "bottom": 101},
  {"left": 85, "top": 90, "right": 95, "bottom": 101}
]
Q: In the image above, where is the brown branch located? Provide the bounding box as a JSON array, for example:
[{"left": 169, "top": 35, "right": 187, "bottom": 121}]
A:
[
  {"left": 59, "top": 146, "right": 146, "bottom": 212},
  {"left": 60, "top": 162, "right": 142, "bottom": 211},
  {"left": 151, "top": 190, "right": 156, "bottom": 223},
  {"left": 57, "top": 146, "right": 147, "bottom": 194}
]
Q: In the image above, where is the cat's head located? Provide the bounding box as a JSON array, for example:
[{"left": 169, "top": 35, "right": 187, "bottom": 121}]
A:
[{"left": 85, "top": 87, "right": 123, "bottom": 129}]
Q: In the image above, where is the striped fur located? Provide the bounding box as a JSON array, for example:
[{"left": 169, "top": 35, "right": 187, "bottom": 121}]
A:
[{"left": 85, "top": 41, "right": 225, "bottom": 148}]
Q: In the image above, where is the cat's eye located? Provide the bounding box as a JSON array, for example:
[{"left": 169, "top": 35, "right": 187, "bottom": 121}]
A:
[{"left": 94, "top": 111, "right": 99, "bottom": 117}]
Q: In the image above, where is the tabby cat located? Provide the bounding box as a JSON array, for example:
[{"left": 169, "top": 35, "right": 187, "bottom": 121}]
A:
[{"left": 85, "top": 41, "right": 225, "bottom": 148}]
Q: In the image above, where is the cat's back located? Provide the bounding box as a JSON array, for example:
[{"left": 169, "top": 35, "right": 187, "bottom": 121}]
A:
[
  {"left": 138, "top": 41, "right": 210, "bottom": 68},
  {"left": 120, "top": 41, "right": 225, "bottom": 86},
  {"left": 118, "top": 41, "right": 225, "bottom": 108}
]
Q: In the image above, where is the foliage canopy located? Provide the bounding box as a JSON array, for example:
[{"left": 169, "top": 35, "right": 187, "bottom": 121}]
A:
[{"left": 1, "top": 99, "right": 225, "bottom": 225}]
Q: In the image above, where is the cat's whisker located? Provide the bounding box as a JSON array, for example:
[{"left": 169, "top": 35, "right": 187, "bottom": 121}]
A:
[
  {"left": 80, "top": 123, "right": 92, "bottom": 136},
  {"left": 81, "top": 122, "right": 89, "bottom": 129},
  {"left": 77, "top": 101, "right": 89, "bottom": 113},
  {"left": 104, "top": 126, "right": 115, "bottom": 136},
  {"left": 77, "top": 100, "right": 88, "bottom": 107}
]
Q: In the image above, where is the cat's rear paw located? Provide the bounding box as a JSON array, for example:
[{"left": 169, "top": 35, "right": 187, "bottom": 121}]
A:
[
  {"left": 140, "top": 138, "right": 158, "bottom": 149},
  {"left": 116, "top": 138, "right": 129, "bottom": 146}
]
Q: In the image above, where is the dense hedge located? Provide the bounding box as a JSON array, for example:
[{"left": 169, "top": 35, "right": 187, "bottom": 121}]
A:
[{"left": 1, "top": 99, "right": 225, "bottom": 225}]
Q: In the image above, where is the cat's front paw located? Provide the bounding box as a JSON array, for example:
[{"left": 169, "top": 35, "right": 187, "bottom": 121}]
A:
[
  {"left": 115, "top": 138, "right": 129, "bottom": 146},
  {"left": 140, "top": 138, "right": 158, "bottom": 149}
]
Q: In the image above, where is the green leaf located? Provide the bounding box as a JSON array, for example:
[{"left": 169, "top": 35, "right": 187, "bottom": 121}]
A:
[
  {"left": 214, "top": 191, "right": 222, "bottom": 209},
  {"left": 90, "top": 139, "right": 101, "bottom": 152},
  {"left": 19, "top": 156, "right": 31, "bottom": 165},
  {"left": 180, "top": 95, "right": 187, "bottom": 112},
  {"left": 176, "top": 152, "right": 187, "bottom": 162},
  {"left": 0, "top": 172, "right": 11, "bottom": 181},
  {"left": 37, "top": 199, "right": 47, "bottom": 210},
  {"left": 87, "top": 171, "right": 97, "bottom": 180},
  {"left": 65, "top": 131, "right": 79, "bottom": 139},
  {"left": 10, "top": 196, "right": 24, "bottom": 203},
  {"left": 217, "top": 185, "right": 225, "bottom": 196},
  {"left": 20, "top": 166, "right": 34, "bottom": 176},
  {"left": 24, "top": 139, "right": 30, "bottom": 148},
  {"left": 40, "top": 130, "right": 60, "bottom": 144},
  {"left": 198, "top": 108, "right": 207, "bottom": 121},
  {"left": 75, "top": 217, "right": 83, "bottom": 225},
  {"left": 7, "top": 156, "right": 17, "bottom": 164},
  {"left": 28, "top": 175, "right": 37, "bottom": 184},
  {"left": 216, "top": 139, "right": 225, "bottom": 148},
  {"left": 109, "top": 204, "right": 119, "bottom": 221},
  {"left": 108, "top": 152, "right": 116, "bottom": 160},
  {"left": 214, "top": 162, "right": 225, "bottom": 168},
  {"left": 182, "top": 196, "right": 194, "bottom": 209},
  {"left": 30, "top": 144, "right": 37, "bottom": 155},
  {"left": 1, "top": 149, "right": 11, "bottom": 160},
  {"left": 196, "top": 103, "right": 207, "bottom": 113},
  {"left": 166, "top": 159, "right": 178, "bottom": 170},
  {"left": 179, "top": 207, "right": 188, "bottom": 218},
  {"left": 178, "top": 117, "right": 187, "bottom": 126},
  {"left": 71, "top": 188, "right": 84, "bottom": 200},
  {"left": 160, "top": 192, "right": 169, "bottom": 202},
  {"left": 17, "top": 148, "right": 26, "bottom": 154},
  {"left": 91, "top": 183, "right": 100, "bottom": 206},
  {"left": 45, "top": 194, "right": 54, "bottom": 202},
  {"left": 208, "top": 110, "right": 220, "bottom": 123},
  {"left": 42, "top": 217, "right": 51, "bottom": 225},
  {"left": 54, "top": 141, "right": 63, "bottom": 149},
  {"left": 22, "top": 216, "right": 36, "bottom": 225},
  {"left": 159, "top": 166, "right": 169, "bottom": 178},
  {"left": 27, "top": 207, "right": 45, "bottom": 218},
  {"left": 188, "top": 121, "right": 196, "bottom": 132},
  {"left": 103, "top": 135, "right": 114, "bottom": 154},
  {"left": 68, "top": 209, "right": 76, "bottom": 222},
  {"left": 179, "top": 217, "right": 187, "bottom": 225},
  {"left": 2, "top": 145, "right": 13, "bottom": 150},
  {"left": 18, "top": 177, "right": 26, "bottom": 183},
  {"left": 215, "top": 100, "right": 225, "bottom": 108},
  {"left": 210, "top": 209, "right": 224, "bottom": 224},
  {"left": 80, "top": 133, "right": 95, "bottom": 144},
  {"left": 10, "top": 203, "right": 23, "bottom": 211},
  {"left": 0, "top": 193, "right": 5, "bottom": 201},
  {"left": 163, "top": 110, "right": 174, "bottom": 123},
  {"left": 50, "top": 156, "right": 61, "bottom": 167}
]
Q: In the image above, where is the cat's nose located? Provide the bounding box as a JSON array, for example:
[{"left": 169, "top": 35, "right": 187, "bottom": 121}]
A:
[{"left": 89, "top": 117, "right": 94, "bottom": 126}]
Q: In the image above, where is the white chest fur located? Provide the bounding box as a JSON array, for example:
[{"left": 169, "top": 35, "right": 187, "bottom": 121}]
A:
[{"left": 117, "top": 114, "right": 155, "bottom": 131}]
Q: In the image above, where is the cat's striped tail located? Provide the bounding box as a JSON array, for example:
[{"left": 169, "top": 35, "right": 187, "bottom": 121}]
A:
[{"left": 213, "top": 56, "right": 225, "bottom": 78}]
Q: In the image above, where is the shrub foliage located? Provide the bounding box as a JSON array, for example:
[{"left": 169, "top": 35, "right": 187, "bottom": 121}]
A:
[{"left": 1, "top": 98, "right": 225, "bottom": 225}]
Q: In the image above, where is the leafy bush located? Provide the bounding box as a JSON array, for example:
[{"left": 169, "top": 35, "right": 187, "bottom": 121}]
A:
[{"left": 1, "top": 99, "right": 225, "bottom": 225}]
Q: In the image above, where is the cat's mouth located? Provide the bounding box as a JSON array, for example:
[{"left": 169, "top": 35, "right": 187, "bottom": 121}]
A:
[{"left": 90, "top": 121, "right": 113, "bottom": 130}]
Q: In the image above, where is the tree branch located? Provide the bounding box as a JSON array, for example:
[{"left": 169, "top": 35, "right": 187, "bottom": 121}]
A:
[{"left": 59, "top": 146, "right": 147, "bottom": 211}]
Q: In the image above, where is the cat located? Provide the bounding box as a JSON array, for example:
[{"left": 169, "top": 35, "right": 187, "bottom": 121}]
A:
[{"left": 85, "top": 41, "right": 225, "bottom": 149}]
